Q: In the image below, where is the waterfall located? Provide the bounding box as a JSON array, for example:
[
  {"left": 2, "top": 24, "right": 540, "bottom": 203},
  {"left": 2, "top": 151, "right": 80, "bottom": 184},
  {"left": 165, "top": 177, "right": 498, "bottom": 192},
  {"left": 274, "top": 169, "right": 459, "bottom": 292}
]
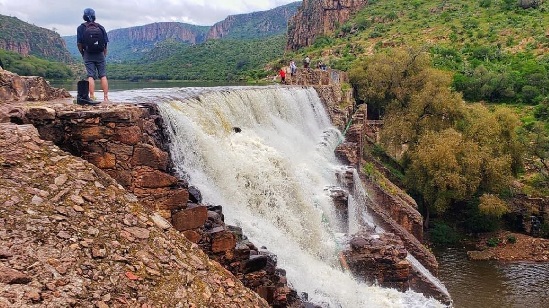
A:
[{"left": 150, "top": 85, "right": 446, "bottom": 308}]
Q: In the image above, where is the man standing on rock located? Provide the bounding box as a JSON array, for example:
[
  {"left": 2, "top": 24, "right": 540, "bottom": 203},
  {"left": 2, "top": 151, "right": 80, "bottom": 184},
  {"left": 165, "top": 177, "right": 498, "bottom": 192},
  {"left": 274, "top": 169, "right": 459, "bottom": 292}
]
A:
[{"left": 77, "top": 8, "right": 109, "bottom": 103}]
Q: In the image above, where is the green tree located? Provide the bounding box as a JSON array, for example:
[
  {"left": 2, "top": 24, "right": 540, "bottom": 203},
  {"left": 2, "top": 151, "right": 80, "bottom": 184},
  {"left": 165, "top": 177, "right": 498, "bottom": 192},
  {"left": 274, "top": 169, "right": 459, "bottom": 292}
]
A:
[
  {"left": 405, "top": 129, "right": 482, "bottom": 227},
  {"left": 478, "top": 193, "right": 509, "bottom": 218},
  {"left": 349, "top": 48, "right": 432, "bottom": 119}
]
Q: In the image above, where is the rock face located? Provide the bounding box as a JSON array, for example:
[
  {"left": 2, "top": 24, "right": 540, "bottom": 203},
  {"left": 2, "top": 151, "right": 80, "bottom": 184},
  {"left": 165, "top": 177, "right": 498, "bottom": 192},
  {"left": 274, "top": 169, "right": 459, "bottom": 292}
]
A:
[
  {"left": 1, "top": 69, "right": 303, "bottom": 307},
  {"left": 9, "top": 101, "right": 301, "bottom": 307},
  {"left": 0, "top": 123, "right": 269, "bottom": 307},
  {"left": 108, "top": 22, "right": 209, "bottom": 45},
  {"left": 207, "top": 2, "right": 300, "bottom": 40},
  {"left": 287, "top": 0, "right": 369, "bottom": 50}
]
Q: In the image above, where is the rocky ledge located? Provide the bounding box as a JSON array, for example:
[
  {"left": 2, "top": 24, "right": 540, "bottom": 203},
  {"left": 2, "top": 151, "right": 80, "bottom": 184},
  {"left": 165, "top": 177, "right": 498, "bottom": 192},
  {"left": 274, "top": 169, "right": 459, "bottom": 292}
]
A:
[{"left": 467, "top": 231, "right": 549, "bottom": 262}]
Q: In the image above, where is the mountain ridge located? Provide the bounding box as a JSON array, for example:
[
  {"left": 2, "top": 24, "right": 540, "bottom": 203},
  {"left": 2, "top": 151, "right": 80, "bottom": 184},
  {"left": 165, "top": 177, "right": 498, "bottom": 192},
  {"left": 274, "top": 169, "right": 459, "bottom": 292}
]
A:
[{"left": 0, "top": 15, "right": 73, "bottom": 63}]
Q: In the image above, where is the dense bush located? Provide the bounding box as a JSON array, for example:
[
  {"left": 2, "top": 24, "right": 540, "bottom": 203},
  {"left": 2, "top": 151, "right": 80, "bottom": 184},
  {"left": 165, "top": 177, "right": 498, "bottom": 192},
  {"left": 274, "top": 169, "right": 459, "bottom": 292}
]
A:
[
  {"left": 0, "top": 49, "right": 73, "bottom": 79},
  {"left": 429, "top": 222, "right": 460, "bottom": 246}
]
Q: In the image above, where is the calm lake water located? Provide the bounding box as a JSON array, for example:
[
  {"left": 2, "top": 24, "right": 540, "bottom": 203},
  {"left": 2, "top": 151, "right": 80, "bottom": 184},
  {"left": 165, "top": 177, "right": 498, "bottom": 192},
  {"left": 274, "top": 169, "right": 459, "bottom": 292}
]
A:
[{"left": 435, "top": 247, "right": 549, "bottom": 308}]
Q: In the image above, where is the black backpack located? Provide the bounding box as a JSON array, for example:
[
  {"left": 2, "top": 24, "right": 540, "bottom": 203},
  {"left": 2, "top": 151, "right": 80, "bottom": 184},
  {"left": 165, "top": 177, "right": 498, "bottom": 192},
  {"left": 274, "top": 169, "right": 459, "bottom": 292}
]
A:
[{"left": 82, "top": 22, "right": 106, "bottom": 53}]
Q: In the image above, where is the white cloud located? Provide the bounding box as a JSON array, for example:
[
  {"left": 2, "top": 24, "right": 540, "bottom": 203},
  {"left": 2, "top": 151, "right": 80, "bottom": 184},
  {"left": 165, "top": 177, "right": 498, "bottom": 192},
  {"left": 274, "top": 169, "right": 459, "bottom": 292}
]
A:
[{"left": 0, "top": 0, "right": 300, "bottom": 36}]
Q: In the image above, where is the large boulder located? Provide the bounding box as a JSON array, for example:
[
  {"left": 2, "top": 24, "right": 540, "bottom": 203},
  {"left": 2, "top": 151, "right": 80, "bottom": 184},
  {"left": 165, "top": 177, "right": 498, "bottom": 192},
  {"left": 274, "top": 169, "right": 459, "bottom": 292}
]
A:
[
  {"left": 0, "top": 70, "right": 70, "bottom": 103},
  {"left": 342, "top": 230, "right": 452, "bottom": 305}
]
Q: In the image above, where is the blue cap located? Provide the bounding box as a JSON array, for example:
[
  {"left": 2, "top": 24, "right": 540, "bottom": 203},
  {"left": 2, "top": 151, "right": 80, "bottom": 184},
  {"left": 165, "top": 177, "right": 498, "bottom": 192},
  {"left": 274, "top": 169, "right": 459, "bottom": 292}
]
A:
[{"left": 83, "top": 8, "right": 95, "bottom": 21}]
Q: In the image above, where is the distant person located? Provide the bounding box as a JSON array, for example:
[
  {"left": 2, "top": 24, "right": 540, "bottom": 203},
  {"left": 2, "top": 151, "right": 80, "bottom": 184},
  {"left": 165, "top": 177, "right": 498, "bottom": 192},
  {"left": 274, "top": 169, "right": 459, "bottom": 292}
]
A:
[
  {"left": 290, "top": 60, "right": 297, "bottom": 77},
  {"left": 77, "top": 7, "right": 109, "bottom": 104},
  {"left": 279, "top": 68, "right": 286, "bottom": 84},
  {"left": 303, "top": 56, "right": 310, "bottom": 69}
]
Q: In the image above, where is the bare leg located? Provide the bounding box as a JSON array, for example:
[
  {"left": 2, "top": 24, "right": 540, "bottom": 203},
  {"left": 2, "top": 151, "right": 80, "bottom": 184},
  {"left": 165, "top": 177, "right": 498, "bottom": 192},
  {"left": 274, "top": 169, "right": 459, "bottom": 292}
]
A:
[
  {"left": 87, "top": 76, "right": 95, "bottom": 99},
  {"left": 100, "top": 76, "right": 109, "bottom": 102}
]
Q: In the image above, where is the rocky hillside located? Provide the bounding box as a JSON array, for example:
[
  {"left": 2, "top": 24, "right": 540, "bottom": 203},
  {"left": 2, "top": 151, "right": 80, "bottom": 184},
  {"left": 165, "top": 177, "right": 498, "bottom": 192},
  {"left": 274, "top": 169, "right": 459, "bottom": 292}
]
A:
[
  {"left": 0, "top": 15, "right": 73, "bottom": 63},
  {"left": 0, "top": 123, "right": 269, "bottom": 307},
  {"left": 207, "top": 1, "right": 301, "bottom": 40},
  {"left": 286, "top": 0, "right": 368, "bottom": 50}
]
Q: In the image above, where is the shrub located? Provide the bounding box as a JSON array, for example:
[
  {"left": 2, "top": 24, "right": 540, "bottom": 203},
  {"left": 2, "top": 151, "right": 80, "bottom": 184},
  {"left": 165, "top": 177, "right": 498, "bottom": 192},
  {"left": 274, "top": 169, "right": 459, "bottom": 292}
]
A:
[
  {"left": 479, "top": 0, "right": 492, "bottom": 8},
  {"left": 429, "top": 222, "right": 460, "bottom": 246},
  {"left": 506, "top": 234, "right": 517, "bottom": 244},
  {"left": 487, "top": 237, "right": 500, "bottom": 247}
]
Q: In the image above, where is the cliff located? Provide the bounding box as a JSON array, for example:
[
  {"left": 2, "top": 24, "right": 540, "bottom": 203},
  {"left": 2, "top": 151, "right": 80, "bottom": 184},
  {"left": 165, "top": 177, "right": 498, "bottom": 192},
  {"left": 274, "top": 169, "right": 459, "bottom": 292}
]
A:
[
  {"left": 286, "top": 0, "right": 369, "bottom": 50},
  {"left": 108, "top": 22, "right": 209, "bottom": 45},
  {"left": 207, "top": 2, "right": 300, "bottom": 40},
  {"left": 0, "top": 15, "right": 73, "bottom": 62}
]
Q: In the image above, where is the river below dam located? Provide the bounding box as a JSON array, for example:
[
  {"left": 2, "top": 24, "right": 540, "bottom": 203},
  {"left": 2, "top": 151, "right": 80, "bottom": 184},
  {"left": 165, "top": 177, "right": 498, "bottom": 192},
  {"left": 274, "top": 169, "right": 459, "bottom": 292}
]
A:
[{"left": 435, "top": 247, "right": 549, "bottom": 308}]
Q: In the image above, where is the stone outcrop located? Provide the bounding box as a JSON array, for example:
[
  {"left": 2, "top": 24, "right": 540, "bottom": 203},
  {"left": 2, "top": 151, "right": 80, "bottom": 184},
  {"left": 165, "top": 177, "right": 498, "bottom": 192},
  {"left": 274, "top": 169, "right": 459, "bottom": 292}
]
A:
[
  {"left": 0, "top": 70, "right": 70, "bottom": 105},
  {"left": 287, "top": 0, "right": 369, "bottom": 50},
  {"left": 342, "top": 230, "right": 452, "bottom": 305},
  {"left": 0, "top": 123, "right": 269, "bottom": 307},
  {"left": 9, "top": 102, "right": 302, "bottom": 307}
]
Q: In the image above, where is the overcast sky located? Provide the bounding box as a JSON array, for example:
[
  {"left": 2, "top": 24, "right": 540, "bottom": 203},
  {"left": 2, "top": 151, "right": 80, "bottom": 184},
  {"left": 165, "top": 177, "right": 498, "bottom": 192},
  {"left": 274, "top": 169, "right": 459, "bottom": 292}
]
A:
[{"left": 0, "top": 0, "right": 300, "bottom": 36}]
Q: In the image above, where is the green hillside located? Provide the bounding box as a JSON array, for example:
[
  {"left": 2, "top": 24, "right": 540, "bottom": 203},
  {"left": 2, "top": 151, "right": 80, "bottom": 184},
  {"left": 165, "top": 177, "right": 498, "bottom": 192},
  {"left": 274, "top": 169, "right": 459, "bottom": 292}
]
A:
[
  {"left": 290, "top": 0, "right": 549, "bottom": 239},
  {"left": 0, "top": 14, "right": 74, "bottom": 78},
  {"left": 210, "top": 1, "right": 300, "bottom": 39},
  {"left": 0, "top": 14, "right": 73, "bottom": 62},
  {"left": 288, "top": 0, "right": 548, "bottom": 106},
  {"left": 108, "top": 35, "right": 285, "bottom": 81}
]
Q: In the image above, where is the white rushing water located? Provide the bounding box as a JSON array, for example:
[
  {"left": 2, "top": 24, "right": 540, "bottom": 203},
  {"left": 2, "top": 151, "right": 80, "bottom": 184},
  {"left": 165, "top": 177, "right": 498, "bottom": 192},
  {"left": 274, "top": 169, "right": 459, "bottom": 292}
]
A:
[{"left": 142, "top": 85, "right": 447, "bottom": 308}]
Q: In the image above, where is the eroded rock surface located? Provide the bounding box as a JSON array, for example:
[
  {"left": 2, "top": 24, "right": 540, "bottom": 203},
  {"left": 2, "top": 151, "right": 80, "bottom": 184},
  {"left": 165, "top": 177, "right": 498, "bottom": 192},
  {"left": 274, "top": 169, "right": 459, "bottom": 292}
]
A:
[{"left": 0, "top": 123, "right": 269, "bottom": 307}]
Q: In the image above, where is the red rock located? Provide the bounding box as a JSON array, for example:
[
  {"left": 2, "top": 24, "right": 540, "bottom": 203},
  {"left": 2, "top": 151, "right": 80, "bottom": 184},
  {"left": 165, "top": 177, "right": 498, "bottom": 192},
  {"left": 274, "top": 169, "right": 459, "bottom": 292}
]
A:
[
  {"left": 183, "top": 230, "right": 202, "bottom": 243},
  {"left": 114, "top": 125, "right": 142, "bottom": 145},
  {"left": 0, "top": 266, "right": 31, "bottom": 284},
  {"left": 172, "top": 205, "right": 208, "bottom": 231},
  {"left": 157, "top": 188, "right": 189, "bottom": 211},
  {"left": 131, "top": 143, "right": 169, "bottom": 171},
  {"left": 125, "top": 271, "right": 140, "bottom": 280},
  {"left": 124, "top": 227, "right": 150, "bottom": 239},
  {"left": 87, "top": 152, "right": 116, "bottom": 169},
  {"left": 133, "top": 167, "right": 178, "bottom": 189},
  {"left": 77, "top": 126, "right": 114, "bottom": 141},
  {"left": 211, "top": 231, "right": 236, "bottom": 253}
]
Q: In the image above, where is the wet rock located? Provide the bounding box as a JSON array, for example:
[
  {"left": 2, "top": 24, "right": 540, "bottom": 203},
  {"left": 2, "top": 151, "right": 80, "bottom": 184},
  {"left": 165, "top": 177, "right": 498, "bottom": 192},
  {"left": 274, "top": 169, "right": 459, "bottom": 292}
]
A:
[{"left": 243, "top": 255, "right": 270, "bottom": 274}]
